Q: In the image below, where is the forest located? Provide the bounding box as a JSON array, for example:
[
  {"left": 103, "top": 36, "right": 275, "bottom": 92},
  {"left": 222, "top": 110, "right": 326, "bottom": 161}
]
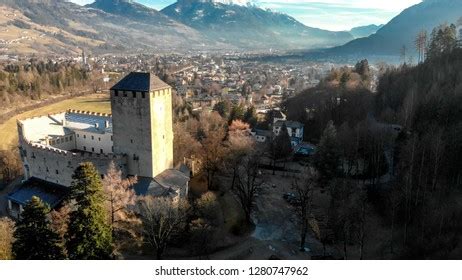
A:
[{"left": 282, "top": 22, "right": 462, "bottom": 259}]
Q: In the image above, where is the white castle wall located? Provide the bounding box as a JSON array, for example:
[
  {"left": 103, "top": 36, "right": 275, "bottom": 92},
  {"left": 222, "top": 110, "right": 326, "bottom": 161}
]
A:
[
  {"left": 17, "top": 117, "right": 126, "bottom": 187},
  {"left": 75, "top": 130, "right": 113, "bottom": 154},
  {"left": 19, "top": 140, "right": 127, "bottom": 187}
]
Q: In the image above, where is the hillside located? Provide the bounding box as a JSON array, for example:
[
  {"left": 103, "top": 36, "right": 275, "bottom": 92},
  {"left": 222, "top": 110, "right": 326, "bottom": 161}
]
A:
[
  {"left": 0, "top": 0, "right": 220, "bottom": 56},
  {"left": 349, "top": 24, "right": 384, "bottom": 39},
  {"left": 330, "top": 0, "right": 462, "bottom": 57},
  {"left": 161, "top": 0, "right": 354, "bottom": 50}
]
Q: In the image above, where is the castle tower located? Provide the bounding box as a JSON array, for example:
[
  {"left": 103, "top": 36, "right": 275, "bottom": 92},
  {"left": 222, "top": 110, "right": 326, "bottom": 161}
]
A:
[{"left": 110, "top": 72, "right": 173, "bottom": 178}]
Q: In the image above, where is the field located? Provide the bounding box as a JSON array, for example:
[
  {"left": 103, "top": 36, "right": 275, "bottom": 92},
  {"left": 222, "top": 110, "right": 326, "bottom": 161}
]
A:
[{"left": 0, "top": 94, "right": 111, "bottom": 151}]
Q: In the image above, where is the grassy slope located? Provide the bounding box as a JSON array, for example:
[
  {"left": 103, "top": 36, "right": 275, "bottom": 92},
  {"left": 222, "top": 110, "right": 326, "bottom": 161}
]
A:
[{"left": 0, "top": 95, "right": 110, "bottom": 151}]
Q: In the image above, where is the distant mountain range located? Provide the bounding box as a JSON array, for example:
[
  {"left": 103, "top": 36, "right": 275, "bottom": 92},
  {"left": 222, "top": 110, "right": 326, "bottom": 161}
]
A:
[
  {"left": 349, "top": 24, "right": 384, "bottom": 39},
  {"left": 0, "top": 0, "right": 460, "bottom": 59},
  {"left": 161, "top": 0, "right": 353, "bottom": 50},
  {"left": 0, "top": 0, "right": 219, "bottom": 55},
  {"left": 330, "top": 0, "right": 462, "bottom": 57},
  {"left": 0, "top": 0, "right": 353, "bottom": 55}
]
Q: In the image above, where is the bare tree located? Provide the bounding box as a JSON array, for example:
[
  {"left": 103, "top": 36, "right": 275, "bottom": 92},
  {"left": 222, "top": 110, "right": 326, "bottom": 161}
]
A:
[
  {"left": 415, "top": 30, "right": 428, "bottom": 63},
  {"left": 50, "top": 203, "right": 72, "bottom": 253},
  {"left": 292, "top": 168, "right": 317, "bottom": 251},
  {"left": 400, "top": 45, "right": 407, "bottom": 64},
  {"left": 233, "top": 153, "right": 264, "bottom": 225},
  {"left": 198, "top": 112, "right": 228, "bottom": 190},
  {"left": 0, "top": 217, "right": 15, "bottom": 260},
  {"left": 227, "top": 120, "right": 254, "bottom": 189},
  {"left": 0, "top": 150, "right": 22, "bottom": 183},
  {"left": 138, "top": 197, "right": 190, "bottom": 259},
  {"left": 102, "top": 162, "right": 138, "bottom": 236}
]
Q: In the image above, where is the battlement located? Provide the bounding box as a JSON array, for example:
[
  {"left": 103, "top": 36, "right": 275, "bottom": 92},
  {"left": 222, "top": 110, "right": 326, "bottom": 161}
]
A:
[
  {"left": 25, "top": 140, "right": 124, "bottom": 160},
  {"left": 66, "top": 109, "right": 111, "bottom": 117}
]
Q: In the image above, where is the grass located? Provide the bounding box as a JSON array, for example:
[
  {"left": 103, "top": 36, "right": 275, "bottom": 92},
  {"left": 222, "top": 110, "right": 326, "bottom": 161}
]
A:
[{"left": 0, "top": 94, "right": 111, "bottom": 151}]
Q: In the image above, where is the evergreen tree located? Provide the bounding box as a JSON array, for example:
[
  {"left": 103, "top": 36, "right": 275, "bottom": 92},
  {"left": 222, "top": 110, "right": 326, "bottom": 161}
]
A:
[
  {"left": 314, "top": 121, "right": 340, "bottom": 186},
  {"left": 67, "top": 162, "right": 112, "bottom": 259},
  {"left": 229, "top": 104, "right": 245, "bottom": 123},
  {"left": 12, "top": 196, "right": 64, "bottom": 260},
  {"left": 213, "top": 100, "right": 231, "bottom": 119},
  {"left": 243, "top": 106, "right": 257, "bottom": 127},
  {"left": 268, "top": 123, "right": 293, "bottom": 174}
]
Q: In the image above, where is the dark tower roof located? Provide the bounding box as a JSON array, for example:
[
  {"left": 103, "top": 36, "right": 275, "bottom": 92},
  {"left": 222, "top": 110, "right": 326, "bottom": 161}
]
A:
[{"left": 111, "top": 72, "right": 170, "bottom": 92}]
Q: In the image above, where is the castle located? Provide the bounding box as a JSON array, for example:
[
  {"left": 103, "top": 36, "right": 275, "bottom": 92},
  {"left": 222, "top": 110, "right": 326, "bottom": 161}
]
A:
[{"left": 7, "top": 72, "right": 189, "bottom": 219}]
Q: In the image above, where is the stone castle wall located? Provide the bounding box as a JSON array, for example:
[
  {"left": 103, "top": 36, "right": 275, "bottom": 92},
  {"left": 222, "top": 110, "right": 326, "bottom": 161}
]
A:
[
  {"left": 17, "top": 118, "right": 127, "bottom": 187},
  {"left": 19, "top": 140, "right": 127, "bottom": 187}
]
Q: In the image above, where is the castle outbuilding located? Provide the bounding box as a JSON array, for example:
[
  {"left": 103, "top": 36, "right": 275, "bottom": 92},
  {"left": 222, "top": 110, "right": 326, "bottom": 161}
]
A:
[{"left": 8, "top": 72, "right": 189, "bottom": 219}]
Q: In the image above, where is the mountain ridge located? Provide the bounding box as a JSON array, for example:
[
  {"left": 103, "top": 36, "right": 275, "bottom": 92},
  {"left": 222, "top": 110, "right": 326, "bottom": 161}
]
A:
[
  {"left": 330, "top": 0, "right": 462, "bottom": 57},
  {"left": 161, "top": 0, "right": 354, "bottom": 50}
]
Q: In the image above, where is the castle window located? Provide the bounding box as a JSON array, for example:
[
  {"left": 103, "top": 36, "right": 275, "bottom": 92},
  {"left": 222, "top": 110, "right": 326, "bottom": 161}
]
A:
[
  {"left": 142, "top": 92, "right": 146, "bottom": 99},
  {"left": 111, "top": 136, "right": 113, "bottom": 141},
  {"left": 98, "top": 137, "right": 101, "bottom": 141},
  {"left": 123, "top": 92, "right": 127, "bottom": 97},
  {"left": 132, "top": 91, "right": 136, "bottom": 98},
  {"left": 55, "top": 170, "right": 59, "bottom": 175},
  {"left": 91, "top": 136, "right": 94, "bottom": 140},
  {"left": 100, "top": 149, "right": 103, "bottom": 154},
  {"left": 70, "top": 136, "right": 73, "bottom": 141},
  {"left": 84, "top": 135, "right": 86, "bottom": 139},
  {"left": 130, "top": 139, "right": 134, "bottom": 144},
  {"left": 46, "top": 167, "right": 49, "bottom": 173},
  {"left": 92, "top": 147, "right": 95, "bottom": 152},
  {"left": 83, "top": 146, "right": 87, "bottom": 151},
  {"left": 112, "top": 146, "right": 114, "bottom": 152},
  {"left": 115, "top": 91, "right": 119, "bottom": 97},
  {"left": 77, "top": 134, "right": 79, "bottom": 138}
]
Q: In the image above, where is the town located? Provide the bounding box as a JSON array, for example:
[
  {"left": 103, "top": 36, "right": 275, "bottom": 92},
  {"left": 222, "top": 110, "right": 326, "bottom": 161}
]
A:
[{"left": 0, "top": 0, "right": 461, "bottom": 263}]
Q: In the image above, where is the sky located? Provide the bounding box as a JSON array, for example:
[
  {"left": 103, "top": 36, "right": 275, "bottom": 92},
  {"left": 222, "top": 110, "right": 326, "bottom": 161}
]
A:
[{"left": 72, "top": 0, "right": 423, "bottom": 31}]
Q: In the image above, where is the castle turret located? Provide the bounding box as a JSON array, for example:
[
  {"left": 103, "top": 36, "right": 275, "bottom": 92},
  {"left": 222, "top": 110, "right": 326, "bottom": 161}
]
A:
[{"left": 110, "top": 72, "right": 173, "bottom": 178}]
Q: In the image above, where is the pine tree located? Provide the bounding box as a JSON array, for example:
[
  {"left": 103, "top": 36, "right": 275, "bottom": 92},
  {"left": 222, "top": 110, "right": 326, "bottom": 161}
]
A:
[
  {"left": 243, "top": 106, "right": 257, "bottom": 127},
  {"left": 67, "top": 162, "right": 112, "bottom": 259},
  {"left": 314, "top": 121, "right": 340, "bottom": 186},
  {"left": 268, "top": 123, "right": 293, "bottom": 174},
  {"left": 12, "top": 196, "right": 64, "bottom": 260}
]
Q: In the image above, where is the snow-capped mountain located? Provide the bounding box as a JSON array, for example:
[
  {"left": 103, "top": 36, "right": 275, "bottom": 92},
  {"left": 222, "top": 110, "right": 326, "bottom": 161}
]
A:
[{"left": 161, "top": 0, "right": 353, "bottom": 50}]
